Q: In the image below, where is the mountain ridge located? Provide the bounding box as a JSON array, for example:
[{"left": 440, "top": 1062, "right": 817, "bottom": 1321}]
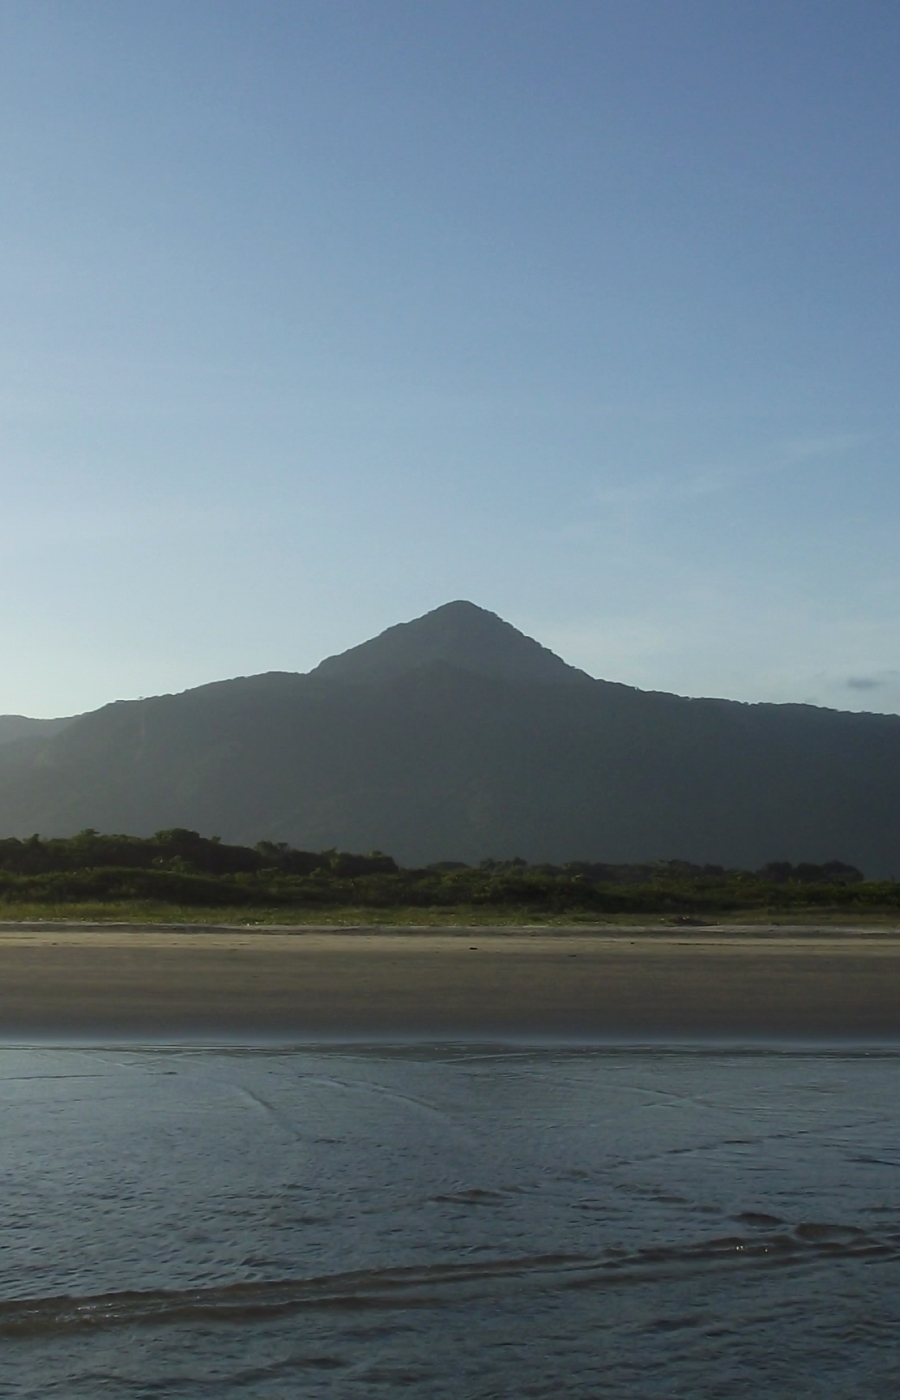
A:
[
  {"left": 309, "top": 600, "right": 592, "bottom": 686},
  {"left": 0, "top": 601, "right": 898, "bottom": 875},
  {"left": 0, "top": 715, "right": 78, "bottom": 747}
]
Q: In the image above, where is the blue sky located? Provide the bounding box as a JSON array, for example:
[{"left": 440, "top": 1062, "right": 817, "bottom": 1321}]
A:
[{"left": 2, "top": 0, "right": 898, "bottom": 716}]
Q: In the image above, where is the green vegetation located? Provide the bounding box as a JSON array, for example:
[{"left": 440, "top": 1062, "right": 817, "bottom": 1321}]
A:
[{"left": 0, "top": 829, "right": 897, "bottom": 922}]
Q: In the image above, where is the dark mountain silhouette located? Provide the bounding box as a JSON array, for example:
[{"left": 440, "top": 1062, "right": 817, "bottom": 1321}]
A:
[
  {"left": 0, "top": 715, "right": 77, "bottom": 746},
  {"left": 311, "top": 599, "right": 589, "bottom": 685},
  {"left": 0, "top": 601, "right": 898, "bottom": 875}
]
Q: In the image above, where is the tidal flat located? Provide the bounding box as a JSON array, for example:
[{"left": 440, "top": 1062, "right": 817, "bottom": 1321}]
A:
[
  {"left": 3, "top": 1041, "right": 900, "bottom": 1398},
  {"left": 1, "top": 924, "right": 899, "bottom": 1041}
]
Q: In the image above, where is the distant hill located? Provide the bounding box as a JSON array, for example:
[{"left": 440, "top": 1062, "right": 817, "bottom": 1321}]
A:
[
  {"left": 0, "top": 601, "right": 899, "bottom": 875},
  {"left": 0, "top": 715, "right": 78, "bottom": 746}
]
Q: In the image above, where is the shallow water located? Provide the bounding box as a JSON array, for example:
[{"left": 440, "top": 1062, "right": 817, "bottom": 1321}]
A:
[{"left": 2, "top": 1043, "right": 899, "bottom": 1397}]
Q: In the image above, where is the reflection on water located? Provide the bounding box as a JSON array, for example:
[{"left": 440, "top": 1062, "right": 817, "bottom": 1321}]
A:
[{"left": 2, "top": 1044, "right": 899, "bottom": 1397}]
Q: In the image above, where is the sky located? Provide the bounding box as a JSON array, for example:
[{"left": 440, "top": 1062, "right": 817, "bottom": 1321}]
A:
[{"left": 1, "top": 0, "right": 899, "bottom": 718}]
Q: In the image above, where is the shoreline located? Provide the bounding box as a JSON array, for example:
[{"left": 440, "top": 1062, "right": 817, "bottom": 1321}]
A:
[
  {"left": 1, "top": 924, "right": 899, "bottom": 1041},
  {"left": 2, "top": 914, "right": 900, "bottom": 933}
]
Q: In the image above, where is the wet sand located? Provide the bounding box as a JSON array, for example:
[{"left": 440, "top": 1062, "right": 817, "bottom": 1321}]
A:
[{"left": 1, "top": 924, "right": 899, "bottom": 1040}]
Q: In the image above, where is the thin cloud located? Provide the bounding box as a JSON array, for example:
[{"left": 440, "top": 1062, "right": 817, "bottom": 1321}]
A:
[
  {"left": 591, "top": 430, "right": 870, "bottom": 510},
  {"left": 846, "top": 671, "right": 899, "bottom": 691},
  {"left": 785, "top": 433, "right": 868, "bottom": 462}
]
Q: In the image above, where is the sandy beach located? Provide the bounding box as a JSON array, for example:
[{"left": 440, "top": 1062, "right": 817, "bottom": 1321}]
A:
[{"left": 0, "top": 924, "right": 898, "bottom": 1039}]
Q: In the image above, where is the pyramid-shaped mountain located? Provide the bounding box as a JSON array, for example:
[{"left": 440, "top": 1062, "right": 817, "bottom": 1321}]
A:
[
  {"left": 1, "top": 601, "right": 899, "bottom": 874},
  {"left": 311, "top": 600, "right": 589, "bottom": 685}
]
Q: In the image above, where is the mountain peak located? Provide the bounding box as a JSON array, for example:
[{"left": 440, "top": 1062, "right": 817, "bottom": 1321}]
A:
[{"left": 309, "top": 601, "right": 590, "bottom": 686}]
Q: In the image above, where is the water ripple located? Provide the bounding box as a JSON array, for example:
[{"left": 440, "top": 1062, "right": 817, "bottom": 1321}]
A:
[{"left": 4, "top": 1223, "right": 899, "bottom": 1337}]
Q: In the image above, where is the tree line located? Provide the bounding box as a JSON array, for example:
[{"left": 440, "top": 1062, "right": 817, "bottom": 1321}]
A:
[{"left": 0, "top": 829, "right": 892, "bottom": 914}]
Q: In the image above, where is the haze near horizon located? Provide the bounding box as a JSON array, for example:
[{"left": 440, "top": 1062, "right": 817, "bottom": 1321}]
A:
[{"left": 2, "top": 0, "right": 898, "bottom": 717}]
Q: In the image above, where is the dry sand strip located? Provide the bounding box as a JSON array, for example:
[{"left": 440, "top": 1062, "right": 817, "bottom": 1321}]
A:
[{"left": 1, "top": 925, "right": 900, "bottom": 1040}]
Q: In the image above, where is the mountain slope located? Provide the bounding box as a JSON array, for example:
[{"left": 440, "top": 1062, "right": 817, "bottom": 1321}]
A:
[
  {"left": 0, "top": 603, "right": 898, "bottom": 874},
  {"left": 311, "top": 600, "right": 589, "bottom": 685},
  {"left": 0, "top": 715, "right": 77, "bottom": 746}
]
